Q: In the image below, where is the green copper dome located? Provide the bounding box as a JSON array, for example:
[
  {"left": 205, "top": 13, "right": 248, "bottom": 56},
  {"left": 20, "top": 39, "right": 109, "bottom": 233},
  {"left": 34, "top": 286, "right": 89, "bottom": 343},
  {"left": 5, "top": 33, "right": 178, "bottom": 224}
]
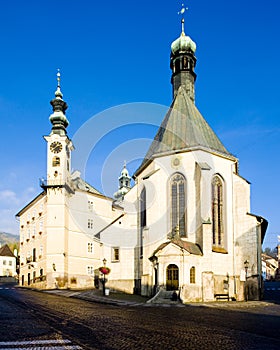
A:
[
  {"left": 49, "top": 70, "right": 69, "bottom": 135},
  {"left": 171, "top": 32, "right": 196, "bottom": 54}
]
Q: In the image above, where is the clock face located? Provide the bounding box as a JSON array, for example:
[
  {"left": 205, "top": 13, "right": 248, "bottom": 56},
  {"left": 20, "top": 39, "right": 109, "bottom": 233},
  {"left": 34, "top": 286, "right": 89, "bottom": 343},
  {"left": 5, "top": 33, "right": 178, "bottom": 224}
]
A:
[{"left": 50, "top": 141, "right": 62, "bottom": 154}]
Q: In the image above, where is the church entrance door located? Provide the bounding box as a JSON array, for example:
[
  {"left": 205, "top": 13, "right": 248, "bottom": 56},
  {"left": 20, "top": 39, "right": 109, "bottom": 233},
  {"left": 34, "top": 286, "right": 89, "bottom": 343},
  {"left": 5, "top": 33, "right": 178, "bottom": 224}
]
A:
[{"left": 166, "top": 264, "right": 179, "bottom": 290}]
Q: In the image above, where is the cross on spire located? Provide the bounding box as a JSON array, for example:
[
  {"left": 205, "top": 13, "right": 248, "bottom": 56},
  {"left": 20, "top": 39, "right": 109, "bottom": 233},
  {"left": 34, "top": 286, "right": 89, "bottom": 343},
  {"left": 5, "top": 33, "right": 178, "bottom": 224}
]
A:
[
  {"left": 178, "top": 3, "right": 188, "bottom": 34},
  {"left": 54, "top": 68, "right": 63, "bottom": 99},
  {"left": 57, "top": 69, "right": 61, "bottom": 88}
]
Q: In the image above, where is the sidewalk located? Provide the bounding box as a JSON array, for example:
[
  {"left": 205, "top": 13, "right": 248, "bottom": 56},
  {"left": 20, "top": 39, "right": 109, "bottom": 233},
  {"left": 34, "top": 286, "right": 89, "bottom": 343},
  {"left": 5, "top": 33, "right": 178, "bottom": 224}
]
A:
[
  {"left": 44, "top": 288, "right": 150, "bottom": 307},
  {"left": 42, "top": 288, "right": 280, "bottom": 312}
]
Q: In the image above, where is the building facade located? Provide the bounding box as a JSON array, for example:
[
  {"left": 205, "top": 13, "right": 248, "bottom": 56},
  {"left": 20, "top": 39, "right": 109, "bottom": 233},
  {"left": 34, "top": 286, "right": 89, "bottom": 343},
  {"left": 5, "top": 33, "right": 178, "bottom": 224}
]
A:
[
  {"left": 16, "top": 16, "right": 267, "bottom": 302},
  {"left": 0, "top": 244, "right": 16, "bottom": 278}
]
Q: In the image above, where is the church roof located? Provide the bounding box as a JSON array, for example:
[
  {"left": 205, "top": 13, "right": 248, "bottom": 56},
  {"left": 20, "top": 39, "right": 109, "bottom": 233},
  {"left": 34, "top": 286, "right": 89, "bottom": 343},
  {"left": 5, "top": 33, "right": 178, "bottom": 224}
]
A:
[
  {"left": 135, "top": 86, "right": 236, "bottom": 177},
  {"left": 72, "top": 175, "right": 101, "bottom": 195},
  {"left": 0, "top": 244, "right": 15, "bottom": 258},
  {"left": 150, "top": 239, "right": 202, "bottom": 258}
]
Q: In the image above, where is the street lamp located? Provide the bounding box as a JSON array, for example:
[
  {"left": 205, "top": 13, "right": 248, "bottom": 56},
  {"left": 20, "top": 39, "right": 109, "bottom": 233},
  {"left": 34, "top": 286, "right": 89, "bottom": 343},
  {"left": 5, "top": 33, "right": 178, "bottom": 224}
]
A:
[
  {"left": 244, "top": 260, "right": 249, "bottom": 302},
  {"left": 99, "top": 258, "right": 110, "bottom": 296},
  {"left": 244, "top": 260, "right": 249, "bottom": 279},
  {"left": 102, "top": 258, "right": 107, "bottom": 296}
]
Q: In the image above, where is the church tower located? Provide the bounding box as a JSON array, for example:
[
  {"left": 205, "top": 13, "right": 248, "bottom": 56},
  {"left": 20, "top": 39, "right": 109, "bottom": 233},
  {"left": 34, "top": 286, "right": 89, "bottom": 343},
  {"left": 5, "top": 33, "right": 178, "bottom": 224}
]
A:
[
  {"left": 43, "top": 71, "right": 74, "bottom": 191},
  {"left": 170, "top": 16, "right": 197, "bottom": 101},
  {"left": 114, "top": 162, "right": 131, "bottom": 200},
  {"left": 41, "top": 71, "right": 74, "bottom": 288}
]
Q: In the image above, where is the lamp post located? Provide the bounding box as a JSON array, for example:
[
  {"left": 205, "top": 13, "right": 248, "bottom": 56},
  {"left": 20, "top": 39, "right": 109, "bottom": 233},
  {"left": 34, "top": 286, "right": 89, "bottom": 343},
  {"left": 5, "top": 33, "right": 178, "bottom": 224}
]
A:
[
  {"left": 244, "top": 260, "right": 249, "bottom": 280},
  {"left": 102, "top": 258, "right": 107, "bottom": 296},
  {"left": 244, "top": 260, "right": 249, "bottom": 302},
  {"left": 98, "top": 258, "right": 110, "bottom": 296}
]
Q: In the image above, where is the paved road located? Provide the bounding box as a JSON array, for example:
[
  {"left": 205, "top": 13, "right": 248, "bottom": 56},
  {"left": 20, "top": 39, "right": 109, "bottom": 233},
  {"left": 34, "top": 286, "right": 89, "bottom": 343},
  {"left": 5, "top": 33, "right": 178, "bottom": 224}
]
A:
[{"left": 1, "top": 283, "right": 280, "bottom": 350}]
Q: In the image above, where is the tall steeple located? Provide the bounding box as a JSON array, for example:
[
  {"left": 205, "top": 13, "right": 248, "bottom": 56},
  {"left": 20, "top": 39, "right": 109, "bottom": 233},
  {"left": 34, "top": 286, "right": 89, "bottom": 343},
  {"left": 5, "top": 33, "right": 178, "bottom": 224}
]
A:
[
  {"left": 42, "top": 71, "right": 74, "bottom": 193},
  {"left": 49, "top": 70, "right": 69, "bottom": 135},
  {"left": 114, "top": 162, "right": 132, "bottom": 200},
  {"left": 170, "top": 4, "right": 197, "bottom": 101},
  {"left": 134, "top": 5, "right": 236, "bottom": 178}
]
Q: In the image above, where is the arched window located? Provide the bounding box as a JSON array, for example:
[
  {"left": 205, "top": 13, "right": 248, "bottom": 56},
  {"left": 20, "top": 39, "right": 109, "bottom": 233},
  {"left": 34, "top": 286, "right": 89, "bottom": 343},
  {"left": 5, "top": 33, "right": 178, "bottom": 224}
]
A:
[
  {"left": 140, "top": 187, "right": 146, "bottom": 228},
  {"left": 212, "top": 175, "right": 224, "bottom": 248},
  {"left": 171, "top": 173, "right": 186, "bottom": 237},
  {"left": 140, "top": 187, "right": 146, "bottom": 257},
  {"left": 190, "top": 266, "right": 195, "bottom": 284},
  {"left": 52, "top": 156, "right": 60, "bottom": 167}
]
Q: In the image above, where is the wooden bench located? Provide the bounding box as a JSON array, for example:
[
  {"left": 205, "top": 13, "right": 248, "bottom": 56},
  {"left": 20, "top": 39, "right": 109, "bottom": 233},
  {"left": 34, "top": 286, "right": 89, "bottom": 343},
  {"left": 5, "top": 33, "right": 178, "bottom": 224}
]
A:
[{"left": 214, "top": 293, "right": 230, "bottom": 301}]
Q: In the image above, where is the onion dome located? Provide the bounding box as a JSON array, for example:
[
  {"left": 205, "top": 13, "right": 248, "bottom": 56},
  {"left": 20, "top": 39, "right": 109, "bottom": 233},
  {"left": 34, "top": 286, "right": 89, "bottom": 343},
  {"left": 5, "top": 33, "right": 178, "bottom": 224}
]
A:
[
  {"left": 170, "top": 16, "right": 197, "bottom": 101},
  {"left": 120, "top": 166, "right": 129, "bottom": 178},
  {"left": 114, "top": 162, "right": 131, "bottom": 200},
  {"left": 49, "top": 70, "right": 69, "bottom": 135},
  {"left": 171, "top": 20, "right": 196, "bottom": 54}
]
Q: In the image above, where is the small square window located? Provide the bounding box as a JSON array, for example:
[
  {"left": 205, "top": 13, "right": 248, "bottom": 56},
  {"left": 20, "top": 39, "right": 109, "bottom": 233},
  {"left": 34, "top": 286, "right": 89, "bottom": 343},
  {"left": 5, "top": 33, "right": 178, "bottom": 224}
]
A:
[
  {"left": 3, "top": 260, "right": 6, "bottom": 266},
  {"left": 88, "top": 201, "right": 93, "bottom": 211},
  {"left": 88, "top": 219, "right": 93, "bottom": 229},
  {"left": 9, "top": 261, "right": 12, "bottom": 266},
  {"left": 88, "top": 242, "right": 93, "bottom": 253},
  {"left": 87, "top": 266, "right": 94, "bottom": 275}
]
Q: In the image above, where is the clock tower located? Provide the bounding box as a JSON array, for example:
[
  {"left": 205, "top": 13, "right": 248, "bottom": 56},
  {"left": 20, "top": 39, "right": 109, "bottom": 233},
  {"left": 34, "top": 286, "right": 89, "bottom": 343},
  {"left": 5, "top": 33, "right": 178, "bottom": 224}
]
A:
[
  {"left": 41, "top": 71, "right": 74, "bottom": 288},
  {"left": 43, "top": 71, "right": 74, "bottom": 192}
]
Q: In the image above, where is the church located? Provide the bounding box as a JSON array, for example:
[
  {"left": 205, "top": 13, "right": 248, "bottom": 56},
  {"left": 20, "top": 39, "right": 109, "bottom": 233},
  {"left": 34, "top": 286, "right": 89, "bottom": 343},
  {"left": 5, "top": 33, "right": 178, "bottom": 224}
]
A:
[{"left": 16, "top": 13, "right": 267, "bottom": 302}]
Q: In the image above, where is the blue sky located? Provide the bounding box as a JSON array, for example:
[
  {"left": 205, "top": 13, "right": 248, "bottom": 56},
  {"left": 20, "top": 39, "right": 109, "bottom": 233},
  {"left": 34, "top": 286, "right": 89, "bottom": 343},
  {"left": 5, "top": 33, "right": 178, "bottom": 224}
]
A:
[{"left": 0, "top": 0, "right": 279, "bottom": 248}]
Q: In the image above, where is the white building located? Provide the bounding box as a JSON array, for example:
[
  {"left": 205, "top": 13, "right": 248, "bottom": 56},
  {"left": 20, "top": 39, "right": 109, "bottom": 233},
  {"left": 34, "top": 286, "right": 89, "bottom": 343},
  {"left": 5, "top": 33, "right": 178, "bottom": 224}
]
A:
[
  {"left": 16, "top": 15, "right": 267, "bottom": 302},
  {"left": 0, "top": 244, "right": 16, "bottom": 277}
]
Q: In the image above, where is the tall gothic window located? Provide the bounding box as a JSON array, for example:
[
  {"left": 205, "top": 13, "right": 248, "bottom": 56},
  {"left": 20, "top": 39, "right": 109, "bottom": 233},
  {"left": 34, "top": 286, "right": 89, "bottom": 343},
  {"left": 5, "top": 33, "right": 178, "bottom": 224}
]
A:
[
  {"left": 212, "top": 175, "right": 224, "bottom": 248},
  {"left": 171, "top": 173, "right": 186, "bottom": 237},
  {"left": 140, "top": 187, "right": 146, "bottom": 257},
  {"left": 140, "top": 187, "right": 146, "bottom": 228}
]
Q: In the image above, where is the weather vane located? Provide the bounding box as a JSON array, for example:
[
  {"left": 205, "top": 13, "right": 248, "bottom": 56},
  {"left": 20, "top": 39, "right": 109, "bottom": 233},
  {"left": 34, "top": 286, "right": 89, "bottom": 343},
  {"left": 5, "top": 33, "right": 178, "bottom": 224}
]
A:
[{"left": 178, "top": 3, "right": 188, "bottom": 33}]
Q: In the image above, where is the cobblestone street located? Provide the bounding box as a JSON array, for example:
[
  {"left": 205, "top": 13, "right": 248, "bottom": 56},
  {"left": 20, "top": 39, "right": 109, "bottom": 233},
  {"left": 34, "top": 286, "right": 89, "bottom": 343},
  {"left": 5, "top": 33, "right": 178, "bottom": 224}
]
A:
[{"left": 1, "top": 284, "right": 280, "bottom": 349}]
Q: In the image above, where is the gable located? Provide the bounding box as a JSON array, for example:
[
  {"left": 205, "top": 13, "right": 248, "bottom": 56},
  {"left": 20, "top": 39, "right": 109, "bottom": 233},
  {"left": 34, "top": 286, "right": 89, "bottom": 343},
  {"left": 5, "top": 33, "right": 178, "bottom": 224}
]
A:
[
  {"left": 0, "top": 244, "right": 15, "bottom": 258},
  {"left": 150, "top": 239, "right": 202, "bottom": 260}
]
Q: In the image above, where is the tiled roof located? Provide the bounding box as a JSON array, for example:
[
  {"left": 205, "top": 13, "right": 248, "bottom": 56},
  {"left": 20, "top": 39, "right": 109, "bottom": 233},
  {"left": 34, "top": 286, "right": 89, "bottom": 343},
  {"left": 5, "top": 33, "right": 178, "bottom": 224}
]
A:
[
  {"left": 72, "top": 174, "right": 101, "bottom": 195},
  {"left": 151, "top": 238, "right": 202, "bottom": 257},
  {"left": 0, "top": 244, "right": 15, "bottom": 258}
]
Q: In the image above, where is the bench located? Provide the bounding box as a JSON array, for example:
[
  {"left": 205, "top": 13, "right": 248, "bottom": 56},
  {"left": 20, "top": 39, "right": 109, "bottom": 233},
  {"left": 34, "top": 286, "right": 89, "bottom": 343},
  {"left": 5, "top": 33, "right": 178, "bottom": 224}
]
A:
[{"left": 214, "top": 293, "right": 230, "bottom": 301}]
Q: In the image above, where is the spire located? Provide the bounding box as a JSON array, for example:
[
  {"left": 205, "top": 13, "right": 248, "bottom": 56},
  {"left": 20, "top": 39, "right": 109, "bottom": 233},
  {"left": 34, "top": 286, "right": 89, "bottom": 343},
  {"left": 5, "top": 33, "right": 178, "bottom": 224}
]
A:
[
  {"left": 133, "top": 6, "right": 236, "bottom": 178},
  {"left": 178, "top": 3, "right": 188, "bottom": 35},
  {"left": 49, "top": 69, "right": 69, "bottom": 135},
  {"left": 55, "top": 69, "right": 63, "bottom": 98},
  {"left": 114, "top": 162, "right": 132, "bottom": 200},
  {"left": 170, "top": 4, "right": 197, "bottom": 101}
]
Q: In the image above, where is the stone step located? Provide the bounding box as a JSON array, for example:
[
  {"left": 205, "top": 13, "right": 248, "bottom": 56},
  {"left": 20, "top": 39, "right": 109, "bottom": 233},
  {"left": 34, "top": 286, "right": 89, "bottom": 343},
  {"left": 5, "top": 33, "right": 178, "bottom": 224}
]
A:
[{"left": 147, "top": 289, "right": 180, "bottom": 304}]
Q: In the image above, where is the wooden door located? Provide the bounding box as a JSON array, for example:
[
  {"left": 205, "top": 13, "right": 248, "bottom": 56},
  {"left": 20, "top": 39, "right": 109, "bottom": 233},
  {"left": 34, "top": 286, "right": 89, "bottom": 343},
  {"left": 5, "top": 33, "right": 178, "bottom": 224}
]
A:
[{"left": 166, "top": 264, "right": 179, "bottom": 290}]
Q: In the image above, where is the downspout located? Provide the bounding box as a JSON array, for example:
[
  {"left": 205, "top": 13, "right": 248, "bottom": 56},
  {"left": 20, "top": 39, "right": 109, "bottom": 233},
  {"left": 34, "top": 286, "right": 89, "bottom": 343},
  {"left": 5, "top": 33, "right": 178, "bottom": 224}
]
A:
[
  {"left": 231, "top": 163, "right": 237, "bottom": 297},
  {"left": 181, "top": 247, "right": 184, "bottom": 298},
  {"left": 256, "top": 218, "right": 263, "bottom": 300}
]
